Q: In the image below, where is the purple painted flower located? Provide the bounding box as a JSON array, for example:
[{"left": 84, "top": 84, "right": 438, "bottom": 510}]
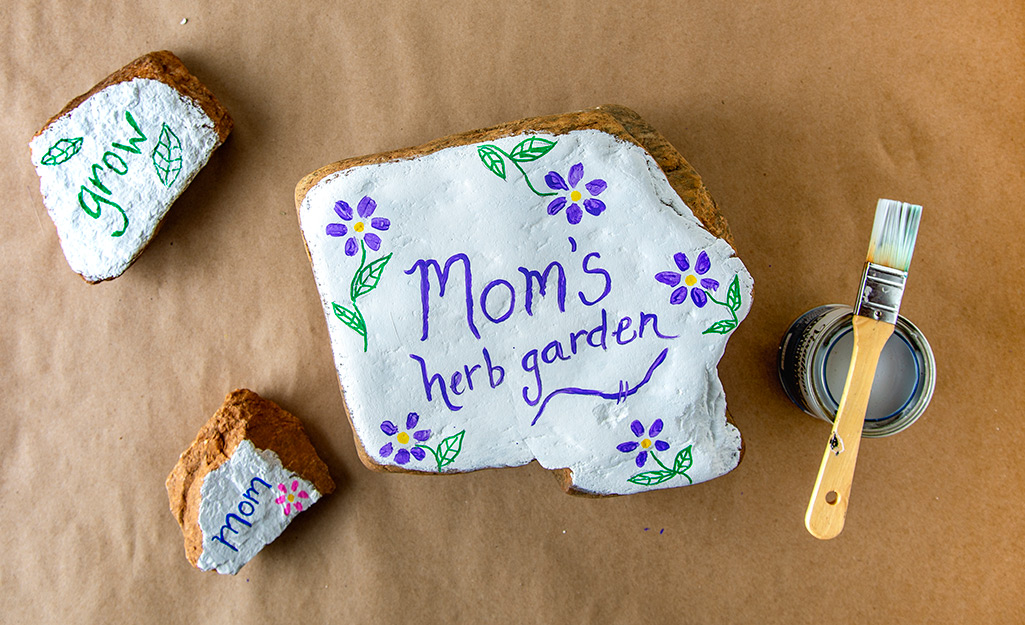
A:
[
  {"left": 655, "top": 250, "right": 720, "bottom": 307},
  {"left": 379, "top": 412, "right": 432, "bottom": 464},
  {"left": 326, "top": 196, "right": 391, "bottom": 256},
  {"left": 544, "top": 163, "right": 607, "bottom": 225},
  {"left": 616, "top": 419, "right": 670, "bottom": 468}
]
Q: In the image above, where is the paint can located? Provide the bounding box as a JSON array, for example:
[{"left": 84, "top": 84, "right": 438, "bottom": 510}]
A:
[{"left": 777, "top": 305, "right": 935, "bottom": 437}]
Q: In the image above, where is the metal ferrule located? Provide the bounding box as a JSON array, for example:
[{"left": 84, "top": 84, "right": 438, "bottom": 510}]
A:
[{"left": 853, "top": 262, "right": 907, "bottom": 324}]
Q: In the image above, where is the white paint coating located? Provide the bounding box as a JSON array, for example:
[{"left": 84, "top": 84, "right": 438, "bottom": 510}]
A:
[
  {"left": 30, "top": 78, "right": 222, "bottom": 282},
  {"left": 299, "top": 129, "right": 753, "bottom": 495},
  {"left": 196, "top": 440, "right": 321, "bottom": 575}
]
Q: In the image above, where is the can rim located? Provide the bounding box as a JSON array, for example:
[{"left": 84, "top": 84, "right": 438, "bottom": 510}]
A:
[{"left": 777, "top": 304, "right": 936, "bottom": 438}]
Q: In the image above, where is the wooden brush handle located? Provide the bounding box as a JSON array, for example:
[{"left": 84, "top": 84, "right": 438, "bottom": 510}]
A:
[{"left": 805, "top": 315, "right": 895, "bottom": 539}]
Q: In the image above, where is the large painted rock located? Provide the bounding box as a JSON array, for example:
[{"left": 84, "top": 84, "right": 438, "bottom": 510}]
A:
[{"left": 296, "top": 105, "right": 752, "bottom": 495}]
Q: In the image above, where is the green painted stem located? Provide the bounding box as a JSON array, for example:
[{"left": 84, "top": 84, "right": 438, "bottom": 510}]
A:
[
  {"left": 650, "top": 451, "right": 693, "bottom": 484},
  {"left": 650, "top": 451, "right": 674, "bottom": 473},
  {"left": 350, "top": 241, "right": 368, "bottom": 301},
  {"left": 415, "top": 444, "right": 442, "bottom": 471},
  {"left": 350, "top": 241, "right": 369, "bottom": 352},
  {"left": 705, "top": 291, "right": 738, "bottom": 321},
  {"left": 497, "top": 147, "right": 556, "bottom": 197},
  {"left": 353, "top": 302, "right": 367, "bottom": 352}
]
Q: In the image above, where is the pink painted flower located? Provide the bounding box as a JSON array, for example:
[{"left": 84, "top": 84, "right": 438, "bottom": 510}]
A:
[{"left": 275, "top": 480, "right": 310, "bottom": 515}]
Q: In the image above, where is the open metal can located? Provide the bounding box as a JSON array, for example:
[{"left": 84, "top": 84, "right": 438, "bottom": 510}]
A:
[{"left": 777, "top": 305, "right": 936, "bottom": 437}]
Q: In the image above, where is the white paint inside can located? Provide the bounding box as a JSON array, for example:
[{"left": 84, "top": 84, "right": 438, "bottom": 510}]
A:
[{"left": 822, "top": 329, "right": 919, "bottom": 422}]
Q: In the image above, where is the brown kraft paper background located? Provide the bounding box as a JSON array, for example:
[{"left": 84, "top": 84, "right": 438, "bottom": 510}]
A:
[{"left": 2, "top": 1, "right": 1022, "bottom": 623}]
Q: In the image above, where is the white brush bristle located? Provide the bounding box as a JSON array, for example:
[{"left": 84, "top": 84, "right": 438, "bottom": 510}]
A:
[{"left": 867, "top": 199, "right": 922, "bottom": 271}]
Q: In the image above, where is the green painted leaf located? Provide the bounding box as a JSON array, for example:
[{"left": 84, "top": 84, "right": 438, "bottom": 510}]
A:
[
  {"left": 508, "top": 137, "right": 556, "bottom": 162},
  {"left": 41, "top": 137, "right": 83, "bottom": 166},
  {"left": 151, "top": 123, "right": 183, "bottom": 187},
  {"left": 628, "top": 470, "right": 677, "bottom": 486},
  {"left": 477, "top": 145, "right": 506, "bottom": 180},
  {"left": 726, "top": 275, "right": 742, "bottom": 312},
  {"left": 673, "top": 445, "right": 693, "bottom": 474},
  {"left": 702, "top": 319, "right": 738, "bottom": 335},
  {"left": 332, "top": 302, "right": 366, "bottom": 336},
  {"left": 352, "top": 253, "right": 392, "bottom": 300},
  {"left": 436, "top": 430, "right": 465, "bottom": 468}
]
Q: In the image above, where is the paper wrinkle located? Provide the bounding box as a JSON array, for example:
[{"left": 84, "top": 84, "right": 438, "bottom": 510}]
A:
[{"left": 300, "top": 129, "right": 752, "bottom": 494}]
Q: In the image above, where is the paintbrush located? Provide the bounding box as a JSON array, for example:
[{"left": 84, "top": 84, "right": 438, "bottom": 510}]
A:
[{"left": 805, "top": 198, "right": 922, "bottom": 539}]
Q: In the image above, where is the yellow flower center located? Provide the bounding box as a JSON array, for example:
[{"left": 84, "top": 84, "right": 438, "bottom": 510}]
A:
[
  {"left": 287, "top": 494, "right": 295, "bottom": 502},
  {"left": 397, "top": 432, "right": 410, "bottom": 445},
  {"left": 685, "top": 274, "right": 698, "bottom": 287},
  {"left": 354, "top": 221, "right": 365, "bottom": 232},
  {"left": 641, "top": 438, "right": 652, "bottom": 449},
  {"left": 570, "top": 190, "right": 582, "bottom": 203}
]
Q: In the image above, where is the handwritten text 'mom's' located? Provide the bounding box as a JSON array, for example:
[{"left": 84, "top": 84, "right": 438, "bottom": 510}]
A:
[{"left": 404, "top": 246, "right": 679, "bottom": 414}]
